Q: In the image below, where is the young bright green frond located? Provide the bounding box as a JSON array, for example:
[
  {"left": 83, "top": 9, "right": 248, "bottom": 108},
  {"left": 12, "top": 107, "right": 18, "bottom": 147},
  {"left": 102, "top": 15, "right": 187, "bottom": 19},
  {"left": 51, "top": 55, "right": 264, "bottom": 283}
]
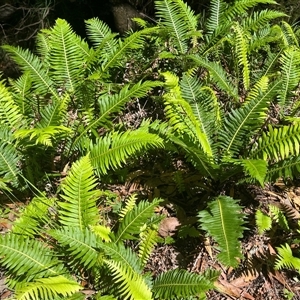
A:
[
  {"left": 90, "top": 225, "right": 112, "bottom": 242},
  {"left": 36, "top": 30, "right": 51, "bottom": 59},
  {"left": 244, "top": 76, "right": 269, "bottom": 104},
  {"left": 49, "top": 227, "right": 102, "bottom": 270},
  {"left": 275, "top": 243, "right": 300, "bottom": 271},
  {"left": 16, "top": 275, "right": 82, "bottom": 300},
  {"left": 280, "top": 21, "right": 299, "bottom": 47},
  {"left": 104, "top": 259, "right": 152, "bottom": 300},
  {"left": 252, "top": 124, "right": 300, "bottom": 162},
  {"left": 48, "top": 19, "right": 90, "bottom": 93},
  {"left": 255, "top": 209, "right": 272, "bottom": 234},
  {"left": 188, "top": 55, "right": 238, "bottom": 99},
  {"left": 115, "top": 198, "right": 162, "bottom": 243},
  {"left": 198, "top": 196, "right": 246, "bottom": 267},
  {"left": 152, "top": 268, "right": 216, "bottom": 299},
  {"left": 12, "top": 195, "right": 55, "bottom": 237},
  {"left": 118, "top": 194, "right": 137, "bottom": 220},
  {"left": 0, "top": 81, "right": 23, "bottom": 129},
  {"left": 90, "top": 129, "right": 164, "bottom": 175},
  {"left": 240, "top": 159, "right": 268, "bottom": 186},
  {"left": 85, "top": 18, "right": 118, "bottom": 49},
  {"left": 15, "top": 125, "right": 71, "bottom": 147},
  {"left": 138, "top": 228, "right": 159, "bottom": 267},
  {"left": 242, "top": 10, "right": 287, "bottom": 32},
  {"left": 59, "top": 155, "right": 100, "bottom": 230},
  {"left": 0, "top": 234, "right": 67, "bottom": 283},
  {"left": 225, "top": 0, "right": 277, "bottom": 21},
  {"left": 2, "top": 45, "right": 58, "bottom": 98},
  {"left": 233, "top": 23, "right": 250, "bottom": 90}
]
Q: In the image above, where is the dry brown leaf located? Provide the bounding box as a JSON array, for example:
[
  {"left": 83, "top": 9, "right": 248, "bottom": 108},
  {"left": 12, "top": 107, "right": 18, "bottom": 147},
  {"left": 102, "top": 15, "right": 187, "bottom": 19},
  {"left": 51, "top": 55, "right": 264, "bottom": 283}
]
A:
[{"left": 158, "top": 217, "right": 180, "bottom": 237}]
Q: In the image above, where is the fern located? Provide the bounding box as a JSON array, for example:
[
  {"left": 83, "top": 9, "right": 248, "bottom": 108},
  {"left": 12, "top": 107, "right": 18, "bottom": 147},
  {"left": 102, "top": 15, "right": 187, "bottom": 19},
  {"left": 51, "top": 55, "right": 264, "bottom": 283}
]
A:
[
  {"left": 115, "top": 198, "right": 162, "bottom": 243},
  {"left": 58, "top": 155, "right": 101, "bottom": 230},
  {"left": 275, "top": 243, "right": 300, "bottom": 271},
  {"left": 118, "top": 194, "right": 137, "bottom": 221},
  {"left": 255, "top": 209, "right": 272, "bottom": 234},
  {"left": 152, "top": 268, "right": 219, "bottom": 299},
  {"left": 198, "top": 196, "right": 246, "bottom": 267}
]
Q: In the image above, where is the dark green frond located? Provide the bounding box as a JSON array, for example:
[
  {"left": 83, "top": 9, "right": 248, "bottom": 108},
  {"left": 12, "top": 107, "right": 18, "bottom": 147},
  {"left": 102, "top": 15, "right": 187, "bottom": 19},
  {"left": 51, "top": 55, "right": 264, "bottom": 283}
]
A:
[
  {"left": 188, "top": 55, "right": 238, "bottom": 99},
  {"left": 280, "top": 21, "right": 299, "bottom": 47},
  {"left": 219, "top": 80, "right": 280, "bottom": 156},
  {"left": 58, "top": 155, "right": 100, "bottom": 230},
  {"left": 198, "top": 196, "right": 246, "bottom": 267},
  {"left": 206, "top": 0, "right": 227, "bottom": 35},
  {"left": 152, "top": 268, "right": 217, "bottom": 299}
]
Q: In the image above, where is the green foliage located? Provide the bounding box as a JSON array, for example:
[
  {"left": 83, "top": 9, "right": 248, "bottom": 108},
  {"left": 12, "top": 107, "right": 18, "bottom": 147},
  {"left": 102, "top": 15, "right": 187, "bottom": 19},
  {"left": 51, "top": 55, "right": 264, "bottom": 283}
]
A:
[
  {"left": 0, "top": 155, "right": 217, "bottom": 299},
  {"left": 198, "top": 196, "right": 246, "bottom": 267}
]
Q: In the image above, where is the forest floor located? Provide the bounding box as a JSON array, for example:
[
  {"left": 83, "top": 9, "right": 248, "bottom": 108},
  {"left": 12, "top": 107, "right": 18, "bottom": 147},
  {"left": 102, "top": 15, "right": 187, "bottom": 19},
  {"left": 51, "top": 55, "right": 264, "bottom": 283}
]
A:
[{"left": 1, "top": 169, "right": 300, "bottom": 300}]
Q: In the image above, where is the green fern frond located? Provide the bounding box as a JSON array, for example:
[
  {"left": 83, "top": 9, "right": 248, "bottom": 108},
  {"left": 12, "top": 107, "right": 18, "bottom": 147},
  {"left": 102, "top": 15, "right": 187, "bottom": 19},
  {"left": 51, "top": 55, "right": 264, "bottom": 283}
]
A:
[
  {"left": 36, "top": 29, "right": 51, "bottom": 59},
  {"left": 242, "top": 10, "right": 286, "bottom": 32},
  {"left": 252, "top": 124, "right": 300, "bottom": 162},
  {"left": 115, "top": 198, "right": 162, "bottom": 243},
  {"left": 58, "top": 155, "right": 101, "bottom": 230},
  {"left": 138, "top": 227, "right": 159, "bottom": 267},
  {"left": 118, "top": 194, "right": 137, "bottom": 221},
  {"left": 0, "top": 81, "right": 23, "bottom": 129},
  {"left": 266, "top": 155, "right": 300, "bottom": 181},
  {"left": 15, "top": 125, "right": 71, "bottom": 147},
  {"left": 280, "top": 21, "right": 299, "bottom": 47},
  {"left": 101, "top": 27, "right": 158, "bottom": 73},
  {"left": 155, "top": 0, "right": 197, "bottom": 54},
  {"left": 85, "top": 18, "right": 118, "bottom": 50},
  {"left": 206, "top": 0, "right": 226, "bottom": 35},
  {"left": 269, "top": 204, "right": 289, "bottom": 230},
  {"left": 2, "top": 45, "right": 58, "bottom": 99},
  {"left": 152, "top": 268, "right": 217, "bottom": 299},
  {"left": 49, "top": 227, "right": 102, "bottom": 270},
  {"left": 16, "top": 275, "right": 82, "bottom": 300},
  {"left": 0, "top": 142, "right": 21, "bottom": 187},
  {"left": 233, "top": 23, "right": 250, "bottom": 90},
  {"left": 188, "top": 55, "right": 238, "bottom": 99},
  {"left": 244, "top": 75, "right": 269, "bottom": 104},
  {"left": 198, "top": 196, "right": 246, "bottom": 267},
  {"left": 71, "top": 80, "right": 161, "bottom": 150},
  {"left": 219, "top": 81, "right": 280, "bottom": 156},
  {"left": 255, "top": 209, "right": 272, "bottom": 234},
  {"left": 104, "top": 258, "right": 152, "bottom": 300},
  {"left": 278, "top": 47, "right": 300, "bottom": 109},
  {"left": 90, "top": 129, "right": 164, "bottom": 175},
  {"left": 90, "top": 225, "right": 112, "bottom": 242},
  {"left": 225, "top": 0, "right": 278, "bottom": 21},
  {"left": 275, "top": 243, "right": 300, "bottom": 271},
  {"left": 239, "top": 159, "right": 268, "bottom": 186},
  {"left": 48, "top": 18, "right": 91, "bottom": 93},
  {"left": 12, "top": 194, "right": 55, "bottom": 237},
  {"left": 10, "top": 73, "right": 32, "bottom": 115},
  {"left": 0, "top": 234, "right": 67, "bottom": 284}
]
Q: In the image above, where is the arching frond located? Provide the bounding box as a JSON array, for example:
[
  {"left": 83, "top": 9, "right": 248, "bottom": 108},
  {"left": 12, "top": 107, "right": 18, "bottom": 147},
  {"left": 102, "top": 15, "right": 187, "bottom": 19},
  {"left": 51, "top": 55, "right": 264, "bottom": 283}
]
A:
[
  {"left": 90, "top": 129, "right": 163, "bottom": 175},
  {"left": 198, "top": 196, "right": 246, "bottom": 267},
  {"left": 219, "top": 81, "right": 280, "bottom": 156},
  {"left": 280, "top": 21, "right": 299, "bottom": 47},
  {"left": 275, "top": 243, "right": 300, "bottom": 271},
  {"left": 138, "top": 228, "right": 159, "bottom": 267},
  {"left": 118, "top": 194, "right": 137, "bottom": 221}
]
